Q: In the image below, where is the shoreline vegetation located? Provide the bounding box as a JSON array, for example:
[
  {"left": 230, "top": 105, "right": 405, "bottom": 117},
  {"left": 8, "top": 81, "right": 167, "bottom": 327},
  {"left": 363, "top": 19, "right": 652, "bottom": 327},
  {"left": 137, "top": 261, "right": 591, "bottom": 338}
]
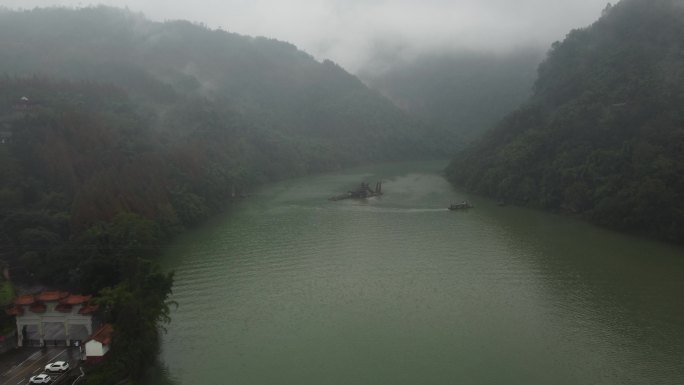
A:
[
  {"left": 446, "top": 0, "right": 684, "bottom": 244},
  {"left": 1, "top": 0, "right": 683, "bottom": 382},
  {"left": 0, "top": 6, "right": 439, "bottom": 383}
]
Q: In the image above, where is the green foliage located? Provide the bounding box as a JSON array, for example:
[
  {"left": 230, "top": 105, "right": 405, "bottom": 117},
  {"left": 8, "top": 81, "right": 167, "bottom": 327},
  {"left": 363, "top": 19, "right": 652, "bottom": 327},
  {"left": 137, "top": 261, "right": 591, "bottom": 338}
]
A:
[
  {"left": 0, "top": 6, "right": 441, "bottom": 383},
  {"left": 0, "top": 279, "right": 14, "bottom": 306},
  {"left": 0, "top": 6, "right": 430, "bottom": 162},
  {"left": 447, "top": 0, "right": 684, "bottom": 242},
  {"left": 93, "top": 261, "right": 174, "bottom": 381}
]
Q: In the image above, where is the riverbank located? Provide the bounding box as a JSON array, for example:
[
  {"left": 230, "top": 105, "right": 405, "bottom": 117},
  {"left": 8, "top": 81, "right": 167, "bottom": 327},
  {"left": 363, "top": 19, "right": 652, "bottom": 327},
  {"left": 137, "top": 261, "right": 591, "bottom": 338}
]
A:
[{"left": 148, "top": 160, "right": 684, "bottom": 385}]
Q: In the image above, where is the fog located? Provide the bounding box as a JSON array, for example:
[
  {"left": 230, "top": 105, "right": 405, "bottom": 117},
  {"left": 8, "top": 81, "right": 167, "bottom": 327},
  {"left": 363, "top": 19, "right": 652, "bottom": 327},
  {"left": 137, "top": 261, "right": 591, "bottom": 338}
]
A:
[{"left": 2, "top": 0, "right": 608, "bottom": 72}]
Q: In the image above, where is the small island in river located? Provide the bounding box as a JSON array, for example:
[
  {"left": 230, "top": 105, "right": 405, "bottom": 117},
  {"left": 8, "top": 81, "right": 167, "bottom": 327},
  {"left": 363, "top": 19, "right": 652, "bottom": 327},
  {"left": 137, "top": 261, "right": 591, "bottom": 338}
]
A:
[
  {"left": 329, "top": 181, "right": 383, "bottom": 201},
  {"left": 449, "top": 201, "right": 473, "bottom": 210}
]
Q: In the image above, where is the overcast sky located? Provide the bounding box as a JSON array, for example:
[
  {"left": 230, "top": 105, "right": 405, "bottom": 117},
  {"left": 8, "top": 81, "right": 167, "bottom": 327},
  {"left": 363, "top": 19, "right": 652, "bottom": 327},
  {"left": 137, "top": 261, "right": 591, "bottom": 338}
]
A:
[{"left": 2, "top": 0, "right": 608, "bottom": 72}]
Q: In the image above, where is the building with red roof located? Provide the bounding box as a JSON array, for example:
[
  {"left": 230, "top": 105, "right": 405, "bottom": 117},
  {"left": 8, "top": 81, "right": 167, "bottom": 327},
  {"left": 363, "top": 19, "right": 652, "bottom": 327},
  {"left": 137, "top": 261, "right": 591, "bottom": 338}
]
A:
[
  {"left": 85, "top": 324, "right": 113, "bottom": 364},
  {"left": 6, "top": 291, "right": 98, "bottom": 347}
]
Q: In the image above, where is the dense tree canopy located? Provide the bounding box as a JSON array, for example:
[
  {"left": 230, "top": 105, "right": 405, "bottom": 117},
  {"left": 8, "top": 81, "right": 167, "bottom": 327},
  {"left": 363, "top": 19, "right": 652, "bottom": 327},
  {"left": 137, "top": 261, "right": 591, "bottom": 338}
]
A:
[
  {"left": 0, "top": 7, "right": 442, "bottom": 291},
  {"left": 0, "top": 6, "right": 443, "bottom": 383},
  {"left": 447, "top": 0, "right": 684, "bottom": 242},
  {"left": 0, "top": 6, "right": 432, "bottom": 161}
]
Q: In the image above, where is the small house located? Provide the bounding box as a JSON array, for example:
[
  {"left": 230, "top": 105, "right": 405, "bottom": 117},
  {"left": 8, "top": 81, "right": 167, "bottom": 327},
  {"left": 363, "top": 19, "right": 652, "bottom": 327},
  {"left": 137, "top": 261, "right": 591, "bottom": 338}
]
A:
[{"left": 85, "top": 324, "right": 113, "bottom": 364}]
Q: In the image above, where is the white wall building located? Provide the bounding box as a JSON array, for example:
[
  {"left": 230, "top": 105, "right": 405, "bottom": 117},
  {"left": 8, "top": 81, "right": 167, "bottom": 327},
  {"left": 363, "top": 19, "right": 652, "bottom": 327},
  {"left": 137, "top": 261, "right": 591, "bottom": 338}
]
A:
[
  {"left": 6, "top": 291, "right": 98, "bottom": 347},
  {"left": 84, "top": 324, "right": 113, "bottom": 364}
]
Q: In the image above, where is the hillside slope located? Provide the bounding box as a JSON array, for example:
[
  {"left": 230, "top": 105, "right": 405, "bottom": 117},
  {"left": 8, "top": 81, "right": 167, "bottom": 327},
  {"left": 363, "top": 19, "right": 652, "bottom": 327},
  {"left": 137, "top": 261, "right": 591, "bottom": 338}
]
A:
[
  {"left": 0, "top": 9, "right": 438, "bottom": 380},
  {"left": 0, "top": 7, "right": 440, "bottom": 289},
  {"left": 0, "top": 6, "right": 428, "bottom": 161},
  {"left": 447, "top": 0, "right": 684, "bottom": 242},
  {"left": 360, "top": 49, "right": 542, "bottom": 150}
]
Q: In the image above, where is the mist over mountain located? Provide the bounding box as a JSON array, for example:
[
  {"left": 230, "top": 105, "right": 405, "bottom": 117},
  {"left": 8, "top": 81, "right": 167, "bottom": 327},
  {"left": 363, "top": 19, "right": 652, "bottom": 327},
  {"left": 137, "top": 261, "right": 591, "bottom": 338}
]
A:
[
  {"left": 1, "top": 0, "right": 608, "bottom": 74},
  {"left": 0, "top": 6, "right": 433, "bottom": 158},
  {"left": 447, "top": 0, "right": 684, "bottom": 242},
  {"left": 360, "top": 48, "right": 544, "bottom": 149},
  {"left": 0, "top": 1, "right": 683, "bottom": 384},
  {"left": 0, "top": 6, "right": 447, "bottom": 297},
  {"left": 0, "top": 7, "right": 445, "bottom": 377}
]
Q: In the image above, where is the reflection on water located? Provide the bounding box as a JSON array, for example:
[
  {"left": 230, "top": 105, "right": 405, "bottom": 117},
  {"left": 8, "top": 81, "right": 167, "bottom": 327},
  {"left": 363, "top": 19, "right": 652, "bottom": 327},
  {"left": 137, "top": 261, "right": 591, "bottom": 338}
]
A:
[{"left": 149, "top": 161, "right": 684, "bottom": 385}]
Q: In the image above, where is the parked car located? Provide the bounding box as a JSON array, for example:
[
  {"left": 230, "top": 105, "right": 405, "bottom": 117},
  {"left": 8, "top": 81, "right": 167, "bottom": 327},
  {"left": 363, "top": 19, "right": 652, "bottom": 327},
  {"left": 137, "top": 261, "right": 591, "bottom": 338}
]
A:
[
  {"left": 45, "top": 360, "right": 69, "bottom": 372},
  {"left": 29, "top": 373, "right": 52, "bottom": 384}
]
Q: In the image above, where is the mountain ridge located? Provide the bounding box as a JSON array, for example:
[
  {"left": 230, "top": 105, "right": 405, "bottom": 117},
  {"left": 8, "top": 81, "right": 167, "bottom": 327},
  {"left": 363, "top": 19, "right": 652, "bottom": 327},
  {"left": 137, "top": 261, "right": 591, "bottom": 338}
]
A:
[
  {"left": 446, "top": 0, "right": 684, "bottom": 242},
  {"left": 0, "top": 6, "right": 433, "bottom": 158}
]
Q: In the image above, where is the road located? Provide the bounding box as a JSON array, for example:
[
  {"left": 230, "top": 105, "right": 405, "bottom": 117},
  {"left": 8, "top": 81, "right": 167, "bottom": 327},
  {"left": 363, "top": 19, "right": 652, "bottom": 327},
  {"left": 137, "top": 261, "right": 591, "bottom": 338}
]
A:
[{"left": 0, "top": 347, "right": 80, "bottom": 384}]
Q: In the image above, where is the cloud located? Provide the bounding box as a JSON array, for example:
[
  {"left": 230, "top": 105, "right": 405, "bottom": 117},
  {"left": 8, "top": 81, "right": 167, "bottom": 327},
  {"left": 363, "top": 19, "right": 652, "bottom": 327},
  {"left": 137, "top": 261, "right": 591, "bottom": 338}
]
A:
[{"left": 2, "top": 0, "right": 608, "bottom": 72}]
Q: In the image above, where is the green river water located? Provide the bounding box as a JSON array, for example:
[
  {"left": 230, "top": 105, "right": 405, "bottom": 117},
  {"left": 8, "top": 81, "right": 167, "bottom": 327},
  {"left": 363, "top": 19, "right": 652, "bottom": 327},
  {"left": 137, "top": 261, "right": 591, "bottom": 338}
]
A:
[{"left": 148, "top": 161, "right": 684, "bottom": 385}]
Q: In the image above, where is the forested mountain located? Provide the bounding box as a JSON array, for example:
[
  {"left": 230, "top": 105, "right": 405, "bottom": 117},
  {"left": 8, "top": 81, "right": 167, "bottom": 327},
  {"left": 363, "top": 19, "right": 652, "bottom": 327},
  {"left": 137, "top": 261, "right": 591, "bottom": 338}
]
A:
[
  {"left": 0, "top": 7, "right": 436, "bottom": 382},
  {"left": 360, "top": 49, "right": 543, "bottom": 150},
  {"left": 0, "top": 6, "right": 436, "bottom": 283},
  {"left": 0, "top": 6, "right": 428, "bottom": 162},
  {"left": 447, "top": 0, "right": 684, "bottom": 242}
]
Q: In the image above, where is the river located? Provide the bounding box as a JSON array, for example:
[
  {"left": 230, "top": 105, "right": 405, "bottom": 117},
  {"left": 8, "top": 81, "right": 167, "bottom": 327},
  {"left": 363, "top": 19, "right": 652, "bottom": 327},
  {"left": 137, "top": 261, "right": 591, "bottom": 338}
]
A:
[{"left": 147, "top": 161, "right": 684, "bottom": 385}]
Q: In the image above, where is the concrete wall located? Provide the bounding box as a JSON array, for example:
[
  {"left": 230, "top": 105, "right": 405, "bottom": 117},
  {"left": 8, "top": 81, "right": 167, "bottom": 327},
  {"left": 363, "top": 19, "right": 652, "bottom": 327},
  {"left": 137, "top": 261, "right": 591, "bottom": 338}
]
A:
[{"left": 85, "top": 340, "right": 103, "bottom": 357}]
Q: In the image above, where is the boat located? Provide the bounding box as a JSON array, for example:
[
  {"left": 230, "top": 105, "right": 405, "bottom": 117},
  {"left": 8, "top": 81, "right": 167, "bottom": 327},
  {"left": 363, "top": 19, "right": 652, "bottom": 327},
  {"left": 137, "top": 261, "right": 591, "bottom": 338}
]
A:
[{"left": 448, "top": 201, "right": 473, "bottom": 210}]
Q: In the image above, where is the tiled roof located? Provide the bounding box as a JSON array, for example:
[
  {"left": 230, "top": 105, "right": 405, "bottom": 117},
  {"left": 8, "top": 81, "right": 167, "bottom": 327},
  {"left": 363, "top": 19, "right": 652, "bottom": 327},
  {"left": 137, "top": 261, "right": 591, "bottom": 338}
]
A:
[
  {"left": 14, "top": 294, "right": 35, "bottom": 306},
  {"left": 78, "top": 303, "right": 99, "bottom": 315},
  {"left": 88, "top": 324, "right": 114, "bottom": 346},
  {"left": 11, "top": 291, "right": 98, "bottom": 316},
  {"left": 35, "top": 291, "right": 69, "bottom": 302},
  {"left": 5, "top": 305, "right": 23, "bottom": 316},
  {"left": 60, "top": 294, "right": 92, "bottom": 305}
]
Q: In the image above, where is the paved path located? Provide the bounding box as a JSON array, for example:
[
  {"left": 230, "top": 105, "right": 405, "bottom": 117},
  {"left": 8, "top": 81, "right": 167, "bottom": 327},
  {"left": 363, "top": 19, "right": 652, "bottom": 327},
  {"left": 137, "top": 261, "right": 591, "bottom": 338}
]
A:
[{"left": 0, "top": 347, "right": 80, "bottom": 384}]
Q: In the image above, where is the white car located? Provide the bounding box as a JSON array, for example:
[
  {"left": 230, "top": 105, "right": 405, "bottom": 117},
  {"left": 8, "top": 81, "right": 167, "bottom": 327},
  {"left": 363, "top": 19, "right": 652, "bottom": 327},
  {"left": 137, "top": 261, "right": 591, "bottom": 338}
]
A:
[
  {"left": 29, "top": 373, "right": 52, "bottom": 384},
  {"left": 45, "top": 360, "right": 69, "bottom": 372}
]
